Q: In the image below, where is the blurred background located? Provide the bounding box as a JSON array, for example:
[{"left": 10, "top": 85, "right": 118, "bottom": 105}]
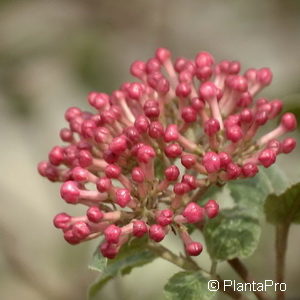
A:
[{"left": 0, "top": 0, "right": 300, "bottom": 299}]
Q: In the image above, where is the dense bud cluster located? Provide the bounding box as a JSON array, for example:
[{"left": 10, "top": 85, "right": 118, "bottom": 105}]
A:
[{"left": 39, "top": 48, "right": 297, "bottom": 259}]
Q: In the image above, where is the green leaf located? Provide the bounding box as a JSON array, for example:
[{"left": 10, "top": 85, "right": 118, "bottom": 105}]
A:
[
  {"left": 164, "top": 271, "right": 216, "bottom": 300},
  {"left": 88, "top": 237, "right": 157, "bottom": 299},
  {"left": 203, "top": 207, "right": 261, "bottom": 261},
  {"left": 264, "top": 182, "right": 300, "bottom": 225}
]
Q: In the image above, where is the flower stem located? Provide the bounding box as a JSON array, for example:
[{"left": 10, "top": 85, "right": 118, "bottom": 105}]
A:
[
  {"left": 228, "top": 258, "right": 272, "bottom": 300},
  {"left": 275, "top": 223, "right": 290, "bottom": 300}
]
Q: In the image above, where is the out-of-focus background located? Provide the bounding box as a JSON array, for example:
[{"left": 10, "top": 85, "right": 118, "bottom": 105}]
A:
[{"left": 0, "top": 1, "right": 300, "bottom": 299}]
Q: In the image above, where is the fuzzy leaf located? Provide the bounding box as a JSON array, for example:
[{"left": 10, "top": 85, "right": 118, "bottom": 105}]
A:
[
  {"left": 88, "top": 237, "right": 157, "bottom": 299},
  {"left": 264, "top": 182, "right": 300, "bottom": 224},
  {"left": 203, "top": 207, "right": 261, "bottom": 261},
  {"left": 164, "top": 271, "right": 216, "bottom": 300}
]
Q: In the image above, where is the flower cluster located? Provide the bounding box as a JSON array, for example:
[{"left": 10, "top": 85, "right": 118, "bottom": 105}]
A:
[{"left": 38, "top": 48, "right": 297, "bottom": 259}]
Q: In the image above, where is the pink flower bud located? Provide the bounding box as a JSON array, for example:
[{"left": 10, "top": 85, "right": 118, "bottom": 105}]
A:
[
  {"left": 181, "top": 154, "right": 196, "bottom": 169},
  {"left": 199, "top": 82, "right": 217, "bottom": 100},
  {"left": 155, "top": 77, "right": 170, "bottom": 94},
  {"left": 130, "top": 60, "right": 146, "bottom": 78},
  {"left": 134, "top": 115, "right": 150, "bottom": 133},
  {"left": 60, "top": 181, "right": 80, "bottom": 204},
  {"left": 60, "top": 128, "right": 73, "bottom": 142},
  {"left": 165, "top": 165, "right": 180, "bottom": 181},
  {"left": 96, "top": 177, "right": 112, "bottom": 192},
  {"left": 270, "top": 100, "right": 283, "bottom": 118},
  {"left": 182, "top": 202, "right": 205, "bottom": 223},
  {"left": 132, "top": 167, "right": 145, "bottom": 183},
  {"left": 280, "top": 113, "right": 297, "bottom": 131},
  {"left": 72, "top": 167, "right": 89, "bottom": 182},
  {"left": 115, "top": 188, "right": 132, "bottom": 208},
  {"left": 182, "top": 174, "right": 197, "bottom": 190},
  {"left": 146, "top": 58, "right": 161, "bottom": 73},
  {"left": 195, "top": 51, "right": 214, "bottom": 68},
  {"left": 174, "top": 57, "right": 187, "bottom": 72},
  {"left": 88, "top": 93, "right": 109, "bottom": 110},
  {"left": 53, "top": 213, "right": 71, "bottom": 229},
  {"left": 164, "top": 143, "right": 183, "bottom": 158},
  {"left": 226, "top": 125, "right": 244, "bottom": 143},
  {"left": 164, "top": 124, "right": 179, "bottom": 142},
  {"left": 137, "top": 145, "right": 156, "bottom": 163},
  {"left": 258, "top": 149, "right": 277, "bottom": 167},
  {"left": 100, "top": 242, "right": 118, "bottom": 259},
  {"left": 149, "top": 224, "right": 166, "bottom": 242},
  {"left": 155, "top": 47, "right": 171, "bottom": 63},
  {"left": 224, "top": 115, "right": 241, "bottom": 128},
  {"left": 240, "top": 109, "right": 253, "bottom": 123},
  {"left": 38, "top": 161, "right": 59, "bottom": 181},
  {"left": 149, "top": 121, "right": 164, "bottom": 139},
  {"left": 86, "top": 206, "right": 104, "bottom": 223},
  {"left": 204, "top": 200, "right": 219, "bottom": 218},
  {"left": 176, "top": 82, "right": 191, "bottom": 98},
  {"left": 227, "top": 75, "right": 248, "bottom": 92},
  {"left": 81, "top": 119, "right": 96, "bottom": 139},
  {"left": 64, "top": 230, "right": 80, "bottom": 245},
  {"left": 65, "top": 107, "right": 81, "bottom": 122},
  {"left": 204, "top": 118, "right": 220, "bottom": 136},
  {"left": 104, "top": 224, "right": 121, "bottom": 244},
  {"left": 72, "top": 221, "right": 91, "bottom": 239},
  {"left": 255, "top": 110, "right": 268, "bottom": 126},
  {"left": 203, "top": 152, "right": 221, "bottom": 173},
  {"left": 156, "top": 209, "right": 174, "bottom": 226},
  {"left": 124, "top": 126, "right": 141, "bottom": 143},
  {"left": 191, "top": 97, "right": 205, "bottom": 112},
  {"left": 195, "top": 66, "right": 213, "bottom": 81},
  {"left": 229, "top": 61, "right": 241, "bottom": 74},
  {"left": 94, "top": 126, "right": 111, "bottom": 143},
  {"left": 174, "top": 182, "right": 190, "bottom": 195},
  {"left": 49, "top": 146, "right": 64, "bottom": 166},
  {"left": 133, "top": 220, "right": 148, "bottom": 237},
  {"left": 238, "top": 92, "right": 252, "bottom": 107},
  {"left": 267, "top": 139, "right": 281, "bottom": 154},
  {"left": 242, "top": 163, "right": 259, "bottom": 177},
  {"left": 105, "top": 164, "right": 121, "bottom": 178},
  {"left": 257, "top": 68, "right": 272, "bottom": 86},
  {"left": 281, "top": 137, "right": 296, "bottom": 154},
  {"left": 219, "top": 152, "right": 232, "bottom": 168},
  {"left": 127, "top": 82, "right": 144, "bottom": 100},
  {"left": 103, "top": 149, "right": 118, "bottom": 164},
  {"left": 181, "top": 106, "right": 197, "bottom": 123},
  {"left": 226, "top": 163, "right": 242, "bottom": 180},
  {"left": 186, "top": 242, "right": 203, "bottom": 256},
  {"left": 109, "top": 136, "right": 128, "bottom": 155},
  {"left": 78, "top": 150, "right": 93, "bottom": 168},
  {"left": 143, "top": 100, "right": 160, "bottom": 118}
]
